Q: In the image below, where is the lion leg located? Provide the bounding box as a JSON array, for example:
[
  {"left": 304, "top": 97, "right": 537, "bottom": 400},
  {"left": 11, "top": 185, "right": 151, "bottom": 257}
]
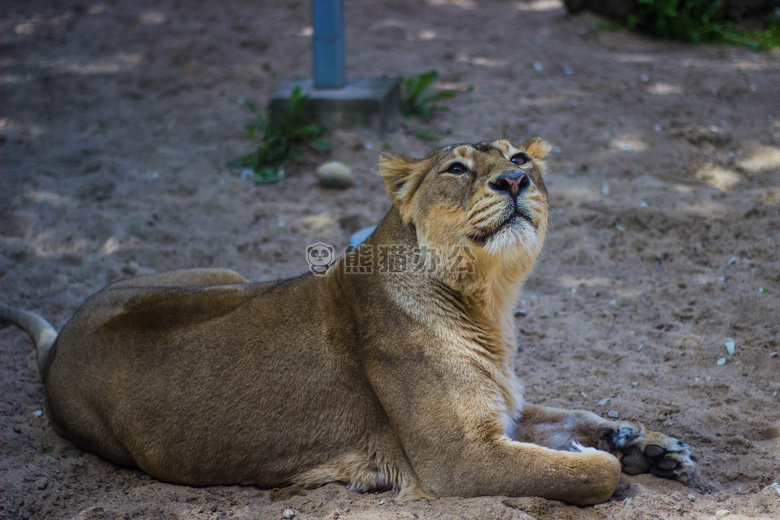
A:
[
  {"left": 107, "top": 268, "right": 249, "bottom": 289},
  {"left": 514, "top": 404, "right": 695, "bottom": 483}
]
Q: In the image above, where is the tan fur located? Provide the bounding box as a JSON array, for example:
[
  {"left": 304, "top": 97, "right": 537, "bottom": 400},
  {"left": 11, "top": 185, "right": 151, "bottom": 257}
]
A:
[{"left": 7, "top": 139, "right": 694, "bottom": 506}]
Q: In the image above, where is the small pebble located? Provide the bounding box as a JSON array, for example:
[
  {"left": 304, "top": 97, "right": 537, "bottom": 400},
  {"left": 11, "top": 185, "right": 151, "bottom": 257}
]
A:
[
  {"left": 33, "top": 410, "right": 43, "bottom": 417},
  {"left": 597, "top": 397, "right": 612, "bottom": 406},
  {"left": 282, "top": 509, "right": 296, "bottom": 519},
  {"left": 725, "top": 339, "right": 735, "bottom": 356},
  {"left": 715, "top": 510, "right": 730, "bottom": 517},
  {"left": 564, "top": 66, "right": 574, "bottom": 75},
  {"left": 687, "top": 494, "right": 696, "bottom": 501},
  {"left": 607, "top": 410, "right": 620, "bottom": 419},
  {"left": 316, "top": 161, "right": 355, "bottom": 190},
  {"left": 640, "top": 73, "right": 649, "bottom": 82},
  {"left": 378, "top": 500, "right": 385, "bottom": 505},
  {"left": 580, "top": 392, "right": 588, "bottom": 398},
  {"left": 35, "top": 477, "right": 49, "bottom": 490},
  {"left": 533, "top": 62, "right": 544, "bottom": 72},
  {"left": 601, "top": 184, "right": 610, "bottom": 196},
  {"left": 717, "top": 357, "right": 726, "bottom": 366}
]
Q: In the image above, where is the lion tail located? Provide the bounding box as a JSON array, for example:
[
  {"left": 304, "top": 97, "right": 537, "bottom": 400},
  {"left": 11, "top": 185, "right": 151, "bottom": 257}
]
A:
[{"left": 0, "top": 305, "right": 58, "bottom": 376}]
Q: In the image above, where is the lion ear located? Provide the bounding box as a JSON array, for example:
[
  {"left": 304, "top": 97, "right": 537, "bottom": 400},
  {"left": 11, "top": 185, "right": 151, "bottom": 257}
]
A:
[
  {"left": 379, "top": 152, "right": 422, "bottom": 207},
  {"left": 520, "top": 137, "right": 552, "bottom": 162}
]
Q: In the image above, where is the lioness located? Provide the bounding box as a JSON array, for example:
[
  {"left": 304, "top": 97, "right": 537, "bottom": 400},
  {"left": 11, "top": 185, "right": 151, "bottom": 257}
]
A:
[{"left": 1, "top": 138, "right": 693, "bottom": 505}]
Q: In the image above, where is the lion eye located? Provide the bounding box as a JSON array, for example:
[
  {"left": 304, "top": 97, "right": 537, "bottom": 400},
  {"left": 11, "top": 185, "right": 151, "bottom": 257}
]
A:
[
  {"left": 511, "top": 153, "right": 529, "bottom": 165},
  {"left": 446, "top": 163, "right": 468, "bottom": 175}
]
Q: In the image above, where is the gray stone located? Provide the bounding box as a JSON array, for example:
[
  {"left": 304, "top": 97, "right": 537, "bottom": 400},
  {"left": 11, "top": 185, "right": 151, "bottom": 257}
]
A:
[{"left": 316, "top": 161, "right": 354, "bottom": 190}]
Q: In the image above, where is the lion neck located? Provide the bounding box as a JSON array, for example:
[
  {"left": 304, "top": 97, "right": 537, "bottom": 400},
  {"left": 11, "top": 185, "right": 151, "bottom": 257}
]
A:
[
  {"left": 438, "top": 244, "right": 538, "bottom": 348},
  {"left": 370, "top": 207, "right": 538, "bottom": 353}
]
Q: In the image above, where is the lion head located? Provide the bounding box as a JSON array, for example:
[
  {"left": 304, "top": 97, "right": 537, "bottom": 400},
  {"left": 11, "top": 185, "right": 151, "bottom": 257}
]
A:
[{"left": 379, "top": 138, "right": 551, "bottom": 315}]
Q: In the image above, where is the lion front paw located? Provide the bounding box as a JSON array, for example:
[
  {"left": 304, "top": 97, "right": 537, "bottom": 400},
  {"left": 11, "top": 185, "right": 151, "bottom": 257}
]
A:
[{"left": 606, "top": 424, "right": 695, "bottom": 483}]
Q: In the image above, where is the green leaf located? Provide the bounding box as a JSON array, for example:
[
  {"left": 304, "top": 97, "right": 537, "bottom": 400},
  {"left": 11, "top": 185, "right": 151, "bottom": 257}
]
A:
[
  {"left": 310, "top": 138, "right": 329, "bottom": 152},
  {"left": 399, "top": 70, "right": 457, "bottom": 120}
]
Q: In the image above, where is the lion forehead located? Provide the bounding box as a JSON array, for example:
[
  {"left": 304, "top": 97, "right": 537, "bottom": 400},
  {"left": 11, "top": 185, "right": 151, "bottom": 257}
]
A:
[{"left": 433, "top": 141, "right": 512, "bottom": 167}]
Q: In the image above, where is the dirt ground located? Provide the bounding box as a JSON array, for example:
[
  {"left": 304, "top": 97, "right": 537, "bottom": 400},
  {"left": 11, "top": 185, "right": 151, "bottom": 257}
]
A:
[{"left": 1, "top": 0, "right": 779, "bottom": 519}]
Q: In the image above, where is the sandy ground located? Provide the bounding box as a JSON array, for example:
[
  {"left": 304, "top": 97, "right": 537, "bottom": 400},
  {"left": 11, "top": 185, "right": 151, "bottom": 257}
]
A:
[{"left": 2, "top": 0, "right": 779, "bottom": 519}]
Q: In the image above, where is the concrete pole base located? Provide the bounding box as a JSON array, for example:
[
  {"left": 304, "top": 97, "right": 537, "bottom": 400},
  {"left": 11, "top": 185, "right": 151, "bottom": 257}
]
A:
[{"left": 269, "top": 77, "right": 400, "bottom": 138}]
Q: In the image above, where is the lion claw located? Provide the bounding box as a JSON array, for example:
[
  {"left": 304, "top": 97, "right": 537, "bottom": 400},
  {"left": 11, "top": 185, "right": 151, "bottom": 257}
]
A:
[{"left": 608, "top": 424, "right": 695, "bottom": 483}]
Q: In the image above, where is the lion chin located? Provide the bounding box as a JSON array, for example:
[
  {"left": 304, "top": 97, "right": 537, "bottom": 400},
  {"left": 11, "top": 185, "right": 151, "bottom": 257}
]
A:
[
  {"left": 1, "top": 137, "right": 694, "bottom": 508},
  {"left": 474, "top": 210, "right": 543, "bottom": 258}
]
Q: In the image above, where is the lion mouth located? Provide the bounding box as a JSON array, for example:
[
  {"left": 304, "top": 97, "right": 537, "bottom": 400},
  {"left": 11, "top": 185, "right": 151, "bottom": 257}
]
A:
[{"left": 469, "top": 208, "right": 534, "bottom": 244}]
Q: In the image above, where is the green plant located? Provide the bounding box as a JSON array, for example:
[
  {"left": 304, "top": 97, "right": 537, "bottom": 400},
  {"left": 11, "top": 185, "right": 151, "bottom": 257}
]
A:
[
  {"left": 626, "top": 0, "right": 780, "bottom": 49},
  {"left": 399, "top": 70, "right": 456, "bottom": 119},
  {"left": 228, "top": 86, "right": 327, "bottom": 184}
]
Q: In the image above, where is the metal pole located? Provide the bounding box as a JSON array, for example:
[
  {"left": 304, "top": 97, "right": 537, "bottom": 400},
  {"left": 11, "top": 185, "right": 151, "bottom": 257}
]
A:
[{"left": 312, "top": 0, "right": 346, "bottom": 89}]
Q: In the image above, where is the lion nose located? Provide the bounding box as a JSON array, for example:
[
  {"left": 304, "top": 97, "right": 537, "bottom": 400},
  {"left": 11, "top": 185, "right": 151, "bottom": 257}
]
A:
[{"left": 489, "top": 171, "right": 530, "bottom": 198}]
